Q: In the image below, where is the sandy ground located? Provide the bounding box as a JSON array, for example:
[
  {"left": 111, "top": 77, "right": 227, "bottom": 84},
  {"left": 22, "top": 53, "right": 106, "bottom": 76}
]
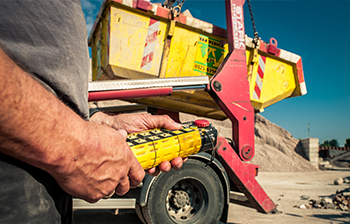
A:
[
  {"left": 227, "top": 168, "right": 350, "bottom": 224},
  {"left": 74, "top": 168, "right": 350, "bottom": 224}
]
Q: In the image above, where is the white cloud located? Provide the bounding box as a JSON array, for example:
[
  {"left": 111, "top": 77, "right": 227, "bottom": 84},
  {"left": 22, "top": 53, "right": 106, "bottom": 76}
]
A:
[{"left": 81, "top": 0, "right": 104, "bottom": 35}]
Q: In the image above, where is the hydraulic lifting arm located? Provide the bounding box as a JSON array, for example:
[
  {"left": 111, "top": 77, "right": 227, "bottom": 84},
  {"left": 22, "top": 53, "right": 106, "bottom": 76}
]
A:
[
  {"left": 208, "top": 0, "right": 254, "bottom": 162},
  {"left": 207, "top": 0, "right": 276, "bottom": 213}
]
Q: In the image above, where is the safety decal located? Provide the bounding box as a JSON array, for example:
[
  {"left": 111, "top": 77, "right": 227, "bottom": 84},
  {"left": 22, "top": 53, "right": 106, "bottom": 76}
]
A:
[
  {"left": 141, "top": 18, "right": 160, "bottom": 71},
  {"left": 253, "top": 55, "right": 266, "bottom": 100},
  {"left": 193, "top": 35, "right": 226, "bottom": 76}
]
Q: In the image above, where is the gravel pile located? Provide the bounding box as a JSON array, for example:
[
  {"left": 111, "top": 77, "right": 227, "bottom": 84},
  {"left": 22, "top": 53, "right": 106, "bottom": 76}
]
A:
[
  {"left": 297, "top": 186, "right": 350, "bottom": 211},
  {"left": 251, "top": 114, "right": 318, "bottom": 172}
]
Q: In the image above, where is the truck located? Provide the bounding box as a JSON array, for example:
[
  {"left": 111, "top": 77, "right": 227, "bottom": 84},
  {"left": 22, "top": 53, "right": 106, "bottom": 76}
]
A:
[{"left": 73, "top": 0, "right": 307, "bottom": 223}]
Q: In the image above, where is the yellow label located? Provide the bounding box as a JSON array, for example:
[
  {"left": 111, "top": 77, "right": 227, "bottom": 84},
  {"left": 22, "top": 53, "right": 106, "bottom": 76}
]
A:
[{"left": 193, "top": 35, "right": 226, "bottom": 76}]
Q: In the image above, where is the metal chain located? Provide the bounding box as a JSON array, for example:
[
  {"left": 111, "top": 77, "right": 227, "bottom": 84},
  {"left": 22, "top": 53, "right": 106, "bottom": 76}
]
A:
[
  {"left": 162, "top": 0, "right": 175, "bottom": 9},
  {"left": 162, "top": 0, "right": 185, "bottom": 17},
  {"left": 247, "top": 0, "right": 260, "bottom": 46},
  {"left": 176, "top": 0, "right": 185, "bottom": 9},
  {"left": 172, "top": 0, "right": 185, "bottom": 17}
]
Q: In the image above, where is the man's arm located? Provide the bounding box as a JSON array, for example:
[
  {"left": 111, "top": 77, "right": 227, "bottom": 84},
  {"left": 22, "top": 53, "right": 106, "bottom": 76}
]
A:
[{"left": 0, "top": 47, "right": 144, "bottom": 202}]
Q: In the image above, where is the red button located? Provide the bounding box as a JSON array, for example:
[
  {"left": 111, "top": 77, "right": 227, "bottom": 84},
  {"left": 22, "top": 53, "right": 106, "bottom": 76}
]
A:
[{"left": 194, "top": 119, "right": 210, "bottom": 128}]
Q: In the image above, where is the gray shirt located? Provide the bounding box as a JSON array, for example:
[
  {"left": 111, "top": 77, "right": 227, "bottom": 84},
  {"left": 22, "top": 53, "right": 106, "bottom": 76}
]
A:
[
  {"left": 0, "top": 1, "right": 90, "bottom": 222},
  {"left": 0, "top": 0, "right": 89, "bottom": 119}
]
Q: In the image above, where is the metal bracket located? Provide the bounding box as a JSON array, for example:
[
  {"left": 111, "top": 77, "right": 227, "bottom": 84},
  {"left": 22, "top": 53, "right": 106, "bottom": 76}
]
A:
[{"left": 267, "top": 37, "right": 279, "bottom": 55}]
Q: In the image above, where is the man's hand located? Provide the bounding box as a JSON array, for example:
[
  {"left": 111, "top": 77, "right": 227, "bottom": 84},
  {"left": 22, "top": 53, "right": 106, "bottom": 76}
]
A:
[
  {"left": 90, "top": 112, "right": 187, "bottom": 176},
  {"left": 50, "top": 122, "right": 145, "bottom": 203}
]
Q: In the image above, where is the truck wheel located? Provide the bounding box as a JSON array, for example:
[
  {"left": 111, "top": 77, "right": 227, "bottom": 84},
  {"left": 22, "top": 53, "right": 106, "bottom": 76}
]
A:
[
  {"left": 141, "top": 158, "right": 224, "bottom": 224},
  {"left": 135, "top": 203, "right": 147, "bottom": 224}
]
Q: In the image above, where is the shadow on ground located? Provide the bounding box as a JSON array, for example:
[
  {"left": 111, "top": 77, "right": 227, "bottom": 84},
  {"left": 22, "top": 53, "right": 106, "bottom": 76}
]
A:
[
  {"left": 310, "top": 213, "right": 350, "bottom": 224},
  {"left": 74, "top": 209, "right": 142, "bottom": 224}
]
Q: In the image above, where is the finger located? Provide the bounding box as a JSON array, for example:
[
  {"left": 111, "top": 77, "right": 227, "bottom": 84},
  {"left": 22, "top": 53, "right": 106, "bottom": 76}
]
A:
[
  {"left": 146, "top": 114, "right": 182, "bottom": 130},
  {"left": 158, "top": 115, "right": 182, "bottom": 130},
  {"left": 102, "top": 189, "right": 116, "bottom": 199},
  {"left": 146, "top": 167, "right": 160, "bottom": 176},
  {"left": 117, "top": 129, "right": 127, "bottom": 139},
  {"left": 129, "top": 175, "right": 143, "bottom": 188},
  {"left": 115, "top": 176, "right": 130, "bottom": 196},
  {"left": 170, "top": 157, "right": 183, "bottom": 170},
  {"left": 128, "top": 158, "right": 145, "bottom": 188},
  {"left": 158, "top": 161, "right": 171, "bottom": 173},
  {"left": 146, "top": 167, "right": 156, "bottom": 174}
]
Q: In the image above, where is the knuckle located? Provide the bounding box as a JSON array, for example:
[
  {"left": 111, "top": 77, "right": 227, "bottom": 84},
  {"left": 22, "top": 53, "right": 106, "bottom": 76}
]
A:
[
  {"left": 89, "top": 194, "right": 102, "bottom": 203},
  {"left": 138, "top": 171, "right": 145, "bottom": 181},
  {"left": 115, "top": 181, "right": 130, "bottom": 196},
  {"left": 116, "top": 167, "right": 128, "bottom": 179},
  {"left": 161, "top": 114, "right": 171, "bottom": 120},
  {"left": 104, "top": 184, "right": 116, "bottom": 195}
]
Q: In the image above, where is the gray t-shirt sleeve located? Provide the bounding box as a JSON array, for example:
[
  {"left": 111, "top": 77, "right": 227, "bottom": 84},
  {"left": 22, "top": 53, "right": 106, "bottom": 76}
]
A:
[{"left": 0, "top": 0, "right": 90, "bottom": 119}]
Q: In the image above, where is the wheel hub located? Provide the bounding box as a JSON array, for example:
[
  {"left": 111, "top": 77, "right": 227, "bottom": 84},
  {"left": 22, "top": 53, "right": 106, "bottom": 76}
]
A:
[
  {"left": 172, "top": 190, "right": 189, "bottom": 208},
  {"left": 166, "top": 180, "right": 207, "bottom": 222}
]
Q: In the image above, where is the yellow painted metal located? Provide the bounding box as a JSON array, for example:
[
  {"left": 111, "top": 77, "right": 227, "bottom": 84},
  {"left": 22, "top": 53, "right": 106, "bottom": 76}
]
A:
[
  {"left": 128, "top": 127, "right": 202, "bottom": 170},
  {"left": 89, "top": 1, "right": 304, "bottom": 119},
  {"left": 249, "top": 54, "right": 297, "bottom": 111},
  {"left": 91, "top": 4, "right": 169, "bottom": 80}
]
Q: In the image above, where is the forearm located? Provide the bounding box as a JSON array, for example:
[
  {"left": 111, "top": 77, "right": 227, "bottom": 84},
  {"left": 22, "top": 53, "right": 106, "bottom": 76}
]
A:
[
  {"left": 0, "top": 48, "right": 146, "bottom": 202},
  {"left": 0, "top": 47, "right": 88, "bottom": 174}
]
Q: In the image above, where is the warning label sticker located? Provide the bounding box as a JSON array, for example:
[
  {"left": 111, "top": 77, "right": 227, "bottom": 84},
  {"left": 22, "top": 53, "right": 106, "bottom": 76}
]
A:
[{"left": 193, "top": 35, "right": 226, "bottom": 76}]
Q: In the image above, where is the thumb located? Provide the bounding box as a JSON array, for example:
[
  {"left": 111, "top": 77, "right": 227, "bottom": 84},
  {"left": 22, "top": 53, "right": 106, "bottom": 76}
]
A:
[
  {"left": 163, "top": 120, "right": 182, "bottom": 130},
  {"left": 117, "top": 129, "right": 128, "bottom": 139}
]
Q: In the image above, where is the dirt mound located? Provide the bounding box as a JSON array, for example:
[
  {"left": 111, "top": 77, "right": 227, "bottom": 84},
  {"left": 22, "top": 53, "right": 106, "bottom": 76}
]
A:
[
  {"left": 180, "top": 113, "right": 318, "bottom": 172},
  {"left": 253, "top": 114, "right": 318, "bottom": 172}
]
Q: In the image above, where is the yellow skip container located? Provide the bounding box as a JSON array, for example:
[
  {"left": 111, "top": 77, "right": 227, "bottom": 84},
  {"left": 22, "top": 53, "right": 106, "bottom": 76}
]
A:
[{"left": 89, "top": 0, "right": 306, "bottom": 119}]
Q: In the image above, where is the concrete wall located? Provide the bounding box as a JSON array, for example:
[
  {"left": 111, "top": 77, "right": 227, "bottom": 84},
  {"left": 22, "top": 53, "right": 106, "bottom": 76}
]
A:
[{"left": 300, "top": 138, "right": 319, "bottom": 169}]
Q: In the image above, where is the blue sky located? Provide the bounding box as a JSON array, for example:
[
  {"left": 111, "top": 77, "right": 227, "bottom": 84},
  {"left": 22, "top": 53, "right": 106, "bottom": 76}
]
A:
[{"left": 82, "top": 0, "right": 350, "bottom": 146}]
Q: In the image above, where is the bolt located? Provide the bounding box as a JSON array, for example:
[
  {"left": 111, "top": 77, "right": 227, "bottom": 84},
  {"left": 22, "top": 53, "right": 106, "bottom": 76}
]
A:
[{"left": 213, "top": 81, "right": 222, "bottom": 92}]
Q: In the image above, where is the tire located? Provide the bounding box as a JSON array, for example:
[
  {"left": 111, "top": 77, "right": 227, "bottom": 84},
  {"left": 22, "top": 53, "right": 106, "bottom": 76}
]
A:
[
  {"left": 141, "top": 159, "right": 224, "bottom": 224},
  {"left": 135, "top": 203, "right": 147, "bottom": 224}
]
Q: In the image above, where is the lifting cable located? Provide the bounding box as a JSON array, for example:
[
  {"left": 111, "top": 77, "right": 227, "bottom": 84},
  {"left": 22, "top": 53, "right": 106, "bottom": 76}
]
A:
[
  {"left": 247, "top": 0, "right": 260, "bottom": 47},
  {"left": 246, "top": 0, "right": 261, "bottom": 83}
]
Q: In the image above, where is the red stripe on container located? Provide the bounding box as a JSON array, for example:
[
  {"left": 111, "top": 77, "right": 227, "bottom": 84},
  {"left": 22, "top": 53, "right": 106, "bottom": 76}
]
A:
[
  {"left": 141, "top": 52, "right": 154, "bottom": 67},
  {"left": 296, "top": 58, "right": 305, "bottom": 83},
  {"left": 254, "top": 85, "right": 261, "bottom": 98},
  {"left": 257, "top": 66, "right": 264, "bottom": 79},
  {"left": 145, "top": 31, "right": 158, "bottom": 46},
  {"left": 149, "top": 18, "right": 158, "bottom": 26}
]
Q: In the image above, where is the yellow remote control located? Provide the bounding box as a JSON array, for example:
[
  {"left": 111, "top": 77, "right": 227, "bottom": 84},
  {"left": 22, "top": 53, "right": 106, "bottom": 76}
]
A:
[{"left": 127, "top": 120, "right": 217, "bottom": 170}]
